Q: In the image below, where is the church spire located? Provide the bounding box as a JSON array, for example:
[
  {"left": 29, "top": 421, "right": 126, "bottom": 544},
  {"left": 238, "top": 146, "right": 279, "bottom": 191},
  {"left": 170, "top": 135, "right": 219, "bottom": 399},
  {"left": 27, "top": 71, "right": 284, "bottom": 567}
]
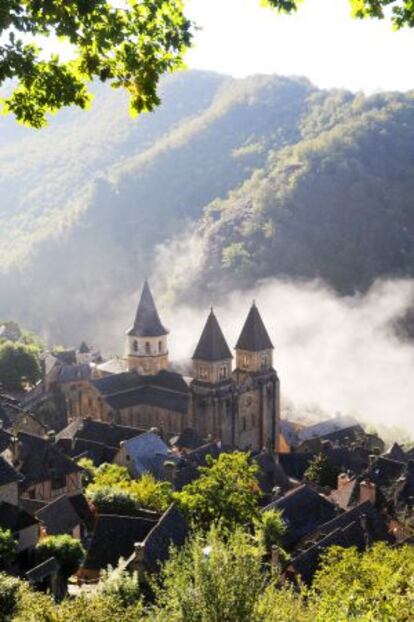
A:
[
  {"left": 125, "top": 281, "right": 169, "bottom": 374},
  {"left": 192, "top": 309, "right": 232, "bottom": 362},
  {"left": 235, "top": 302, "right": 274, "bottom": 372},
  {"left": 127, "top": 280, "right": 168, "bottom": 337},
  {"left": 192, "top": 309, "right": 232, "bottom": 383},
  {"left": 235, "top": 302, "right": 273, "bottom": 351}
]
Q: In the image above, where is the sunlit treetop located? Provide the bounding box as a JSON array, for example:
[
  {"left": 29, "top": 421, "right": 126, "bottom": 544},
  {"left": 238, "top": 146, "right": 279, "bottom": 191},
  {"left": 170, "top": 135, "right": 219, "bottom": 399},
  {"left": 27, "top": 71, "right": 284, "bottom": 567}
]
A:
[
  {"left": 0, "top": 0, "right": 192, "bottom": 127},
  {"left": 265, "top": 0, "right": 414, "bottom": 28}
]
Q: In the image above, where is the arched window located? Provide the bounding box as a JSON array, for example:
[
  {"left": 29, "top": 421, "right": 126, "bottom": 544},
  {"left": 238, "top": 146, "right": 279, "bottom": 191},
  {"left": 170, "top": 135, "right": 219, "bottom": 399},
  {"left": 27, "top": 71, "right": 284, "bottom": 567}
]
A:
[
  {"left": 243, "top": 354, "right": 250, "bottom": 368},
  {"left": 145, "top": 341, "right": 151, "bottom": 354},
  {"left": 133, "top": 340, "right": 138, "bottom": 352},
  {"left": 158, "top": 340, "right": 162, "bottom": 353}
]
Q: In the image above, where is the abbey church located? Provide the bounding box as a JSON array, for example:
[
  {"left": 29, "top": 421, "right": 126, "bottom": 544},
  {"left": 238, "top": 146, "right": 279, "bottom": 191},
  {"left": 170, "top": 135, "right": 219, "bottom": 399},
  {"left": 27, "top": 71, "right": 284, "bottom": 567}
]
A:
[{"left": 80, "top": 281, "right": 280, "bottom": 452}]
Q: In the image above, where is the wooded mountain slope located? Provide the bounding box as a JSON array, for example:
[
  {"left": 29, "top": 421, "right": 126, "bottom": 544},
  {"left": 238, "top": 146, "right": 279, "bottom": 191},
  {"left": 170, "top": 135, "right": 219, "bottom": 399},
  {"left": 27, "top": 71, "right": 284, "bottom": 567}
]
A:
[{"left": 1, "top": 70, "right": 413, "bottom": 344}]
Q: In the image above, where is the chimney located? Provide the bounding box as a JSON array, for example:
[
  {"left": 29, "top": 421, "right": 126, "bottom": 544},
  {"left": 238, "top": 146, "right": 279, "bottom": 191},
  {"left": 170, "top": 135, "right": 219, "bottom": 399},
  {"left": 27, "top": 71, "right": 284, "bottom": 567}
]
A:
[
  {"left": 359, "top": 480, "right": 376, "bottom": 505},
  {"left": 163, "top": 460, "right": 177, "bottom": 485}
]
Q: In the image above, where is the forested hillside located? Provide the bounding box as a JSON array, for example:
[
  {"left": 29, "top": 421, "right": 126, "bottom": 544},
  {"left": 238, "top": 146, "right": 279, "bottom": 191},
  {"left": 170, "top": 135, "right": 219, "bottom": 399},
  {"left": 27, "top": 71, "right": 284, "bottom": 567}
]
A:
[{"left": 1, "top": 70, "right": 414, "bottom": 344}]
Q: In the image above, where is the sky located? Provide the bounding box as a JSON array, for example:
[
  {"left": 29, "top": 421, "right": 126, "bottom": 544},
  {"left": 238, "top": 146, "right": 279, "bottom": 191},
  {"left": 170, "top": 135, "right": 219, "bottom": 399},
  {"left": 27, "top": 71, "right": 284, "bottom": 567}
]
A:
[{"left": 184, "top": 0, "right": 414, "bottom": 93}]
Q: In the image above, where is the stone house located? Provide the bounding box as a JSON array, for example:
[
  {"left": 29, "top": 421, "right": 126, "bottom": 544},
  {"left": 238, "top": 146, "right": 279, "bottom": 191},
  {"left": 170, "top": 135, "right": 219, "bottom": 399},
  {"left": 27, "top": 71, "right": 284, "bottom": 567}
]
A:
[{"left": 1, "top": 432, "right": 82, "bottom": 502}]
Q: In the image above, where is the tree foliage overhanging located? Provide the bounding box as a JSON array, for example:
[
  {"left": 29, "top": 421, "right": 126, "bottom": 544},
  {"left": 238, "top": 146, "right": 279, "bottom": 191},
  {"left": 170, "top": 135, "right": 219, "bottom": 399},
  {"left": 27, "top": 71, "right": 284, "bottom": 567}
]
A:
[
  {"left": 2, "top": 0, "right": 414, "bottom": 128},
  {"left": 265, "top": 0, "right": 414, "bottom": 28},
  {"left": 0, "top": 0, "right": 192, "bottom": 127}
]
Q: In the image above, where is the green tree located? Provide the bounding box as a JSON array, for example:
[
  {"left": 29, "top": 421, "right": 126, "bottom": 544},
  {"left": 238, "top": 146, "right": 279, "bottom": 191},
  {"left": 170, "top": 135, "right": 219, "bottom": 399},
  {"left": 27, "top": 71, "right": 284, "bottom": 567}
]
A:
[
  {"left": 0, "top": 341, "right": 41, "bottom": 390},
  {"left": 308, "top": 543, "right": 414, "bottom": 621},
  {"left": 88, "top": 487, "right": 141, "bottom": 516},
  {"left": 87, "top": 463, "right": 172, "bottom": 513},
  {"left": 0, "top": 528, "right": 16, "bottom": 570},
  {"left": 1, "top": 0, "right": 192, "bottom": 127},
  {"left": 36, "top": 535, "right": 85, "bottom": 580},
  {"left": 152, "top": 527, "right": 267, "bottom": 622},
  {"left": 174, "top": 452, "right": 261, "bottom": 532},
  {"left": 304, "top": 453, "right": 339, "bottom": 489},
  {"left": 254, "top": 510, "right": 286, "bottom": 553}
]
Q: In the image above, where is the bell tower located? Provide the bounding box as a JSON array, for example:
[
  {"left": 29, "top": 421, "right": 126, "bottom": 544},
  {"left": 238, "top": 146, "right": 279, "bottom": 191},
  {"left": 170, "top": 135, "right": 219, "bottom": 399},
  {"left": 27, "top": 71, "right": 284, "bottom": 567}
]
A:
[
  {"left": 234, "top": 302, "right": 280, "bottom": 452},
  {"left": 190, "top": 309, "right": 236, "bottom": 445},
  {"left": 125, "top": 280, "right": 169, "bottom": 374}
]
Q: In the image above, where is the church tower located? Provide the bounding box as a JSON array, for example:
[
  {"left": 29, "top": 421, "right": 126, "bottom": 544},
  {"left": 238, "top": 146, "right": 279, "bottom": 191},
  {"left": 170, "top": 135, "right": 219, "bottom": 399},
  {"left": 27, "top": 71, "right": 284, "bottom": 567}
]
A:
[
  {"left": 190, "top": 309, "right": 236, "bottom": 445},
  {"left": 234, "top": 302, "right": 280, "bottom": 452},
  {"left": 125, "top": 280, "right": 169, "bottom": 374}
]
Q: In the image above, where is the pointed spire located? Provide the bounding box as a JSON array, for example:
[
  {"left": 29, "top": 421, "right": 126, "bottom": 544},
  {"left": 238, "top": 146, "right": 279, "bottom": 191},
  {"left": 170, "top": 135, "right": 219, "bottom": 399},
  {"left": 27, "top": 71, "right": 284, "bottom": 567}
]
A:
[
  {"left": 236, "top": 302, "right": 273, "bottom": 351},
  {"left": 127, "top": 280, "right": 168, "bottom": 337},
  {"left": 192, "top": 309, "right": 233, "bottom": 361}
]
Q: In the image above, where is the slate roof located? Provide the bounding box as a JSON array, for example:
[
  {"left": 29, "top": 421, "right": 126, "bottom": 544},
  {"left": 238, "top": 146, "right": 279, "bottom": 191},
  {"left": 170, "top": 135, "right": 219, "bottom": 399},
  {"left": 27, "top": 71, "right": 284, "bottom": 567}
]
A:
[
  {"left": 141, "top": 504, "right": 188, "bottom": 573},
  {"left": 0, "top": 429, "right": 12, "bottom": 453},
  {"left": 254, "top": 451, "right": 290, "bottom": 495},
  {"left": 36, "top": 495, "right": 81, "bottom": 535},
  {"left": 105, "top": 386, "right": 189, "bottom": 414},
  {"left": 69, "top": 439, "right": 118, "bottom": 467},
  {"left": 384, "top": 443, "right": 407, "bottom": 463},
  {"left": 192, "top": 310, "right": 232, "bottom": 361},
  {"left": 93, "top": 369, "right": 190, "bottom": 397},
  {"left": 0, "top": 501, "right": 38, "bottom": 532},
  {"left": 6, "top": 432, "right": 82, "bottom": 489},
  {"left": 170, "top": 428, "right": 204, "bottom": 451},
  {"left": 58, "top": 364, "right": 92, "bottom": 384},
  {"left": 0, "top": 456, "right": 22, "bottom": 486},
  {"left": 68, "top": 493, "right": 94, "bottom": 530},
  {"left": 127, "top": 281, "right": 168, "bottom": 337},
  {"left": 79, "top": 342, "right": 90, "bottom": 354},
  {"left": 53, "top": 350, "right": 77, "bottom": 365},
  {"left": 291, "top": 501, "right": 391, "bottom": 583},
  {"left": 263, "top": 484, "right": 339, "bottom": 549},
  {"left": 235, "top": 303, "right": 273, "bottom": 351},
  {"left": 83, "top": 514, "right": 157, "bottom": 571},
  {"left": 91, "top": 369, "right": 190, "bottom": 415},
  {"left": 26, "top": 557, "right": 59, "bottom": 583},
  {"left": 122, "top": 432, "right": 170, "bottom": 479},
  {"left": 297, "top": 415, "right": 362, "bottom": 444},
  {"left": 56, "top": 418, "right": 143, "bottom": 449}
]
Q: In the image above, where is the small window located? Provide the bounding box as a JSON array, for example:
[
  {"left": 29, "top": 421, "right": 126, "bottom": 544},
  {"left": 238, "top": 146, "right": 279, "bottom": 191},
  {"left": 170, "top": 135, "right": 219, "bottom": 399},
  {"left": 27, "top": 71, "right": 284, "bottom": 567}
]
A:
[
  {"left": 242, "top": 355, "right": 250, "bottom": 369},
  {"left": 242, "top": 417, "right": 247, "bottom": 432},
  {"left": 158, "top": 340, "right": 162, "bottom": 353},
  {"left": 261, "top": 353, "right": 268, "bottom": 369},
  {"left": 145, "top": 342, "right": 151, "bottom": 354},
  {"left": 133, "top": 340, "right": 138, "bottom": 352},
  {"left": 219, "top": 366, "right": 227, "bottom": 379},
  {"left": 199, "top": 366, "right": 208, "bottom": 380}
]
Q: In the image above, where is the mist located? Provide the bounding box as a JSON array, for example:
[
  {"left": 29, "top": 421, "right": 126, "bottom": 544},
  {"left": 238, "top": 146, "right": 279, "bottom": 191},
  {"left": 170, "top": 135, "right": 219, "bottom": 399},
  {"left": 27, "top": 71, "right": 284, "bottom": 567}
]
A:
[{"left": 159, "top": 278, "right": 414, "bottom": 434}]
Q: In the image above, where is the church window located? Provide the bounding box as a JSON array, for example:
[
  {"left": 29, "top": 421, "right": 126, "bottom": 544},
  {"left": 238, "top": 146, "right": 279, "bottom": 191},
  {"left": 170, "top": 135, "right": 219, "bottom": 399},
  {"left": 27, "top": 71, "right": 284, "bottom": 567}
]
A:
[
  {"left": 145, "top": 341, "right": 151, "bottom": 354},
  {"left": 158, "top": 340, "right": 162, "bottom": 353},
  {"left": 219, "top": 366, "right": 227, "bottom": 379},
  {"left": 133, "top": 340, "right": 138, "bottom": 352}
]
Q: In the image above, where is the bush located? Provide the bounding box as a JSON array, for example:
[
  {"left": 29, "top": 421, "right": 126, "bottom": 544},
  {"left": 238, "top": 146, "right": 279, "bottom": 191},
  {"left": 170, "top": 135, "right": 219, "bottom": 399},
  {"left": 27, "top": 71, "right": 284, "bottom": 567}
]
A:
[
  {"left": 0, "top": 572, "right": 22, "bottom": 621},
  {"left": 36, "top": 535, "right": 84, "bottom": 579}
]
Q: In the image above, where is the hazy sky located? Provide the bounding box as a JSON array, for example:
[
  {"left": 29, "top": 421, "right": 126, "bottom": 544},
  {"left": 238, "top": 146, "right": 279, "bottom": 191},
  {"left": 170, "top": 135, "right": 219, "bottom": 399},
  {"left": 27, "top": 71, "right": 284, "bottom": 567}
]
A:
[{"left": 184, "top": 0, "right": 414, "bottom": 93}]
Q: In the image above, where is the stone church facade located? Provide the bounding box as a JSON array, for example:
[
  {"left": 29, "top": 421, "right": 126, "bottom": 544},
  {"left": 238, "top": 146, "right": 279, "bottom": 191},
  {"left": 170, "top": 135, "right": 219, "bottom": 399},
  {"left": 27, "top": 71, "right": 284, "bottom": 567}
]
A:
[{"left": 82, "top": 281, "right": 280, "bottom": 452}]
